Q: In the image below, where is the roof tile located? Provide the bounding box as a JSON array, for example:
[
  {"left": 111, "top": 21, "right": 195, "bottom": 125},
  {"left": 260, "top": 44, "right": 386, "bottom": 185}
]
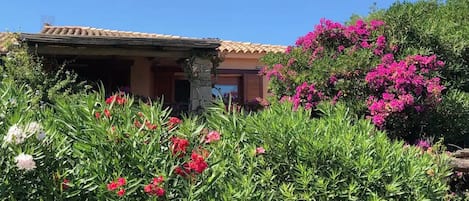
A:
[{"left": 0, "top": 25, "right": 286, "bottom": 54}]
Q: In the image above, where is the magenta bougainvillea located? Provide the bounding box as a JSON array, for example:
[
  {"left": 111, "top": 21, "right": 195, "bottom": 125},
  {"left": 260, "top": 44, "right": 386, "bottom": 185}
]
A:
[
  {"left": 292, "top": 82, "right": 324, "bottom": 110},
  {"left": 365, "top": 54, "right": 445, "bottom": 127},
  {"left": 261, "top": 18, "right": 446, "bottom": 139}
]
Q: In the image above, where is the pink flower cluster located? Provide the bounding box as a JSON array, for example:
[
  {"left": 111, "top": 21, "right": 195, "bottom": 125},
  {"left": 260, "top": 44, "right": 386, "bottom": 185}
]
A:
[
  {"left": 294, "top": 18, "right": 386, "bottom": 56},
  {"left": 365, "top": 54, "right": 445, "bottom": 126},
  {"left": 292, "top": 82, "right": 324, "bottom": 110},
  {"left": 262, "top": 18, "right": 387, "bottom": 88},
  {"left": 261, "top": 64, "right": 285, "bottom": 81}
]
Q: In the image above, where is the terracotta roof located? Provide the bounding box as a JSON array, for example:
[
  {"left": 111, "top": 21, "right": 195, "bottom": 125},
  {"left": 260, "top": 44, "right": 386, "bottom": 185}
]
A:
[
  {"left": 41, "top": 25, "right": 199, "bottom": 40},
  {"left": 0, "top": 25, "right": 286, "bottom": 54},
  {"left": 220, "top": 40, "right": 286, "bottom": 54},
  {"left": 40, "top": 25, "right": 285, "bottom": 54}
]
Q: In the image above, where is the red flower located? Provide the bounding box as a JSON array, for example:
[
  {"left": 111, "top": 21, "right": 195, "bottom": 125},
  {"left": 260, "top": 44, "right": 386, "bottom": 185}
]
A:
[
  {"left": 106, "top": 95, "right": 127, "bottom": 105},
  {"left": 144, "top": 184, "right": 152, "bottom": 193},
  {"left": 117, "top": 188, "right": 125, "bottom": 197},
  {"left": 169, "top": 117, "right": 181, "bottom": 124},
  {"left": 105, "top": 95, "right": 116, "bottom": 105},
  {"left": 174, "top": 166, "right": 190, "bottom": 177},
  {"left": 155, "top": 187, "right": 165, "bottom": 196},
  {"left": 168, "top": 117, "right": 181, "bottom": 129},
  {"left": 188, "top": 152, "right": 208, "bottom": 174},
  {"left": 170, "top": 137, "right": 189, "bottom": 156},
  {"left": 144, "top": 176, "right": 165, "bottom": 197},
  {"left": 145, "top": 120, "right": 157, "bottom": 130},
  {"left": 95, "top": 112, "right": 101, "bottom": 119},
  {"left": 62, "top": 179, "right": 70, "bottom": 190},
  {"left": 107, "top": 181, "right": 118, "bottom": 191},
  {"left": 104, "top": 109, "right": 111, "bottom": 118},
  {"left": 117, "top": 177, "right": 126, "bottom": 186},
  {"left": 134, "top": 119, "right": 142, "bottom": 128},
  {"left": 107, "top": 177, "right": 126, "bottom": 193},
  {"left": 205, "top": 131, "right": 221, "bottom": 143},
  {"left": 116, "top": 97, "right": 126, "bottom": 105},
  {"left": 152, "top": 176, "right": 164, "bottom": 185}
]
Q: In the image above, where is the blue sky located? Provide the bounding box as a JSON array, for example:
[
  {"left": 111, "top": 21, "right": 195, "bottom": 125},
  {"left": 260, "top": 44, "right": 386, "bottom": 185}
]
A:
[{"left": 2, "top": 0, "right": 405, "bottom": 46}]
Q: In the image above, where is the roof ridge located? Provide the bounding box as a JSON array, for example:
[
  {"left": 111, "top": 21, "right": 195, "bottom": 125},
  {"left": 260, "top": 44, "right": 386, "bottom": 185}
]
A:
[
  {"left": 38, "top": 25, "right": 286, "bottom": 53},
  {"left": 42, "top": 25, "right": 202, "bottom": 40},
  {"left": 42, "top": 25, "right": 287, "bottom": 47},
  {"left": 221, "top": 40, "right": 287, "bottom": 47}
]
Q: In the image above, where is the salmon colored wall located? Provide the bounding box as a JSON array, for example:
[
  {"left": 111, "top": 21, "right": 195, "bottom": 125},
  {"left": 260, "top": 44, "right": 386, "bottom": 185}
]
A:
[
  {"left": 130, "top": 57, "right": 153, "bottom": 97},
  {"left": 218, "top": 52, "right": 269, "bottom": 98},
  {"left": 218, "top": 58, "right": 262, "bottom": 70},
  {"left": 130, "top": 52, "right": 270, "bottom": 101}
]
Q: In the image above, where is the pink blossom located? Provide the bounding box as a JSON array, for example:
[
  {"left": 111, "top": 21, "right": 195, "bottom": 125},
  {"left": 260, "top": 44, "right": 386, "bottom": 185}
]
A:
[
  {"left": 416, "top": 139, "right": 431, "bottom": 149},
  {"left": 369, "top": 20, "right": 385, "bottom": 30},
  {"left": 256, "top": 147, "right": 265, "bottom": 155},
  {"left": 337, "top": 45, "right": 345, "bottom": 52},
  {"left": 371, "top": 115, "right": 386, "bottom": 126},
  {"left": 205, "top": 131, "right": 221, "bottom": 143}
]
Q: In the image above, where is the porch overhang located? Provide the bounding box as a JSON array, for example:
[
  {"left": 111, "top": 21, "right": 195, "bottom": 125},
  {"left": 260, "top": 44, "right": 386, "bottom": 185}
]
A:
[{"left": 19, "top": 33, "right": 221, "bottom": 58}]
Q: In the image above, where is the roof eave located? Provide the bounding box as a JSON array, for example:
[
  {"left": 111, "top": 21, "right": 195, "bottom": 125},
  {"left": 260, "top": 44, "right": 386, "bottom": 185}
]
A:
[{"left": 20, "top": 33, "right": 221, "bottom": 49}]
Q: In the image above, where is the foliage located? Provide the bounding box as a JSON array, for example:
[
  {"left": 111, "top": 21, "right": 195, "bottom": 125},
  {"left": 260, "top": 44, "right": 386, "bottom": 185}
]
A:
[
  {"left": 203, "top": 101, "right": 452, "bottom": 200},
  {"left": 367, "top": 0, "right": 469, "bottom": 92},
  {"left": 0, "top": 39, "right": 86, "bottom": 104},
  {"left": 425, "top": 90, "right": 469, "bottom": 147},
  {"left": 0, "top": 81, "right": 221, "bottom": 199},
  {"left": 261, "top": 18, "right": 447, "bottom": 141},
  {"left": 0, "top": 75, "right": 453, "bottom": 200}
]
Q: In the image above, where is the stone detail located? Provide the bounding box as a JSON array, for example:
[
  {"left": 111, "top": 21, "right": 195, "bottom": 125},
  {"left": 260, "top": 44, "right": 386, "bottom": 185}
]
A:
[{"left": 188, "top": 57, "right": 213, "bottom": 112}]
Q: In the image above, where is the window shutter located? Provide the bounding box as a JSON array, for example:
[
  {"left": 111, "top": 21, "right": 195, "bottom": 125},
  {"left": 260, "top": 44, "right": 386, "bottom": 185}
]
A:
[{"left": 243, "top": 73, "right": 262, "bottom": 102}]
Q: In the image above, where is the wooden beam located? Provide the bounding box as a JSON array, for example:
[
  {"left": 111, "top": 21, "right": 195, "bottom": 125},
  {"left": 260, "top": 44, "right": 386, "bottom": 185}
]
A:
[
  {"left": 21, "top": 33, "right": 221, "bottom": 49},
  {"left": 217, "top": 69, "right": 260, "bottom": 74},
  {"left": 33, "top": 45, "right": 193, "bottom": 58}
]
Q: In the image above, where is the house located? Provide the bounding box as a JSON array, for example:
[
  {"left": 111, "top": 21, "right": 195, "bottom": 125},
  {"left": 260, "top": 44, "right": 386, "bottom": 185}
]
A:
[{"left": 0, "top": 25, "right": 286, "bottom": 112}]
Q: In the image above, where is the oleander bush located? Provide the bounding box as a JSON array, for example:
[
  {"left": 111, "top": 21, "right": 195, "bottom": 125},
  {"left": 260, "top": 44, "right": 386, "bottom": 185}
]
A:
[
  {"left": 203, "top": 101, "right": 452, "bottom": 200},
  {"left": 0, "top": 77, "right": 454, "bottom": 199}
]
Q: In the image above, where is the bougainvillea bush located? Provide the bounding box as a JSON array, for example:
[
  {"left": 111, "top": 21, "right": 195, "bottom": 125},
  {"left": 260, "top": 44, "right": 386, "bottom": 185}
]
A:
[{"left": 261, "top": 18, "right": 451, "bottom": 143}]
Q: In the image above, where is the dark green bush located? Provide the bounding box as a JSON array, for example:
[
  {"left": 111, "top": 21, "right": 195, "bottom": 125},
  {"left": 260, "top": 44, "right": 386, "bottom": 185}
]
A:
[
  {"left": 204, "top": 101, "right": 452, "bottom": 200},
  {"left": 427, "top": 90, "right": 469, "bottom": 147},
  {"left": 367, "top": 0, "right": 469, "bottom": 92}
]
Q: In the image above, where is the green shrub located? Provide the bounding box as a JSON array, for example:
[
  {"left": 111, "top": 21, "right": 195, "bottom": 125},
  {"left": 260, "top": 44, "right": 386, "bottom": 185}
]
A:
[
  {"left": 0, "top": 39, "right": 86, "bottom": 104},
  {"left": 0, "top": 82, "right": 225, "bottom": 199},
  {"left": 0, "top": 76, "right": 453, "bottom": 200},
  {"left": 367, "top": 0, "right": 469, "bottom": 92},
  {"left": 204, "top": 101, "right": 452, "bottom": 200},
  {"left": 427, "top": 90, "right": 469, "bottom": 147}
]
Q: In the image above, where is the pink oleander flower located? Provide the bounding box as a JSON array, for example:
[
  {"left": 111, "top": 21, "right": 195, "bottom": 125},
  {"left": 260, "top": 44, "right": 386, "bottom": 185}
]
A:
[
  {"left": 205, "top": 131, "right": 221, "bottom": 143},
  {"left": 256, "top": 147, "right": 266, "bottom": 155}
]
